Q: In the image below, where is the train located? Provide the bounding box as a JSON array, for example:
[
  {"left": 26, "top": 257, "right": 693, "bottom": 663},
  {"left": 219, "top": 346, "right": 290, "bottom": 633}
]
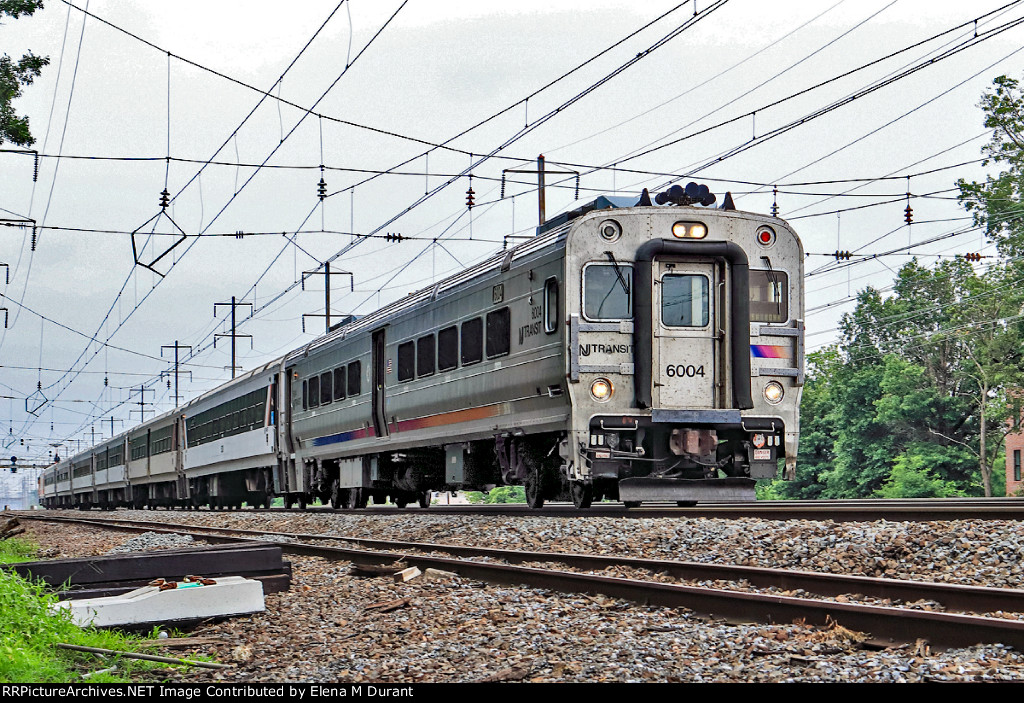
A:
[{"left": 40, "top": 182, "right": 804, "bottom": 510}]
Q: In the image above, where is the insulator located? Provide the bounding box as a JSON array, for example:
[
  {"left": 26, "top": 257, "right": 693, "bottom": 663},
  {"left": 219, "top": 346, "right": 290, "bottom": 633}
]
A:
[
  {"left": 104, "top": 375, "right": 108, "bottom": 387},
  {"left": 159, "top": 188, "right": 170, "bottom": 210},
  {"left": 833, "top": 250, "right": 851, "bottom": 261},
  {"left": 771, "top": 186, "right": 779, "bottom": 217},
  {"left": 904, "top": 205, "right": 913, "bottom": 225},
  {"left": 33, "top": 153, "right": 39, "bottom": 182},
  {"left": 235, "top": 230, "right": 244, "bottom": 239},
  {"left": 317, "top": 176, "right": 327, "bottom": 201},
  {"left": 500, "top": 174, "right": 506, "bottom": 199},
  {"left": 575, "top": 174, "right": 580, "bottom": 200},
  {"left": 964, "top": 252, "right": 982, "bottom": 262},
  {"left": 31, "top": 225, "right": 37, "bottom": 251},
  {"left": 466, "top": 184, "right": 475, "bottom": 210},
  {"left": 167, "top": 378, "right": 171, "bottom": 389}
]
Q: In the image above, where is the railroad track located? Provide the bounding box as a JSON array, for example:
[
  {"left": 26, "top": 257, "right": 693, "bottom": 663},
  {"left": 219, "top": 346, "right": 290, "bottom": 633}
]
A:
[
  {"left": 42, "top": 496, "right": 1024, "bottom": 522},
  {"left": 19, "top": 512, "right": 1024, "bottom": 652}
]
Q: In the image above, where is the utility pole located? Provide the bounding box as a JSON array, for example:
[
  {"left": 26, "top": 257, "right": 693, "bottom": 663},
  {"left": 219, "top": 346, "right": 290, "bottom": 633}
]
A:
[
  {"left": 107, "top": 417, "right": 124, "bottom": 441},
  {"left": 161, "top": 340, "right": 193, "bottom": 405},
  {"left": 129, "top": 386, "right": 154, "bottom": 422},
  {"left": 301, "top": 262, "right": 354, "bottom": 334},
  {"left": 502, "top": 155, "right": 580, "bottom": 228},
  {"left": 214, "top": 296, "right": 253, "bottom": 379}
]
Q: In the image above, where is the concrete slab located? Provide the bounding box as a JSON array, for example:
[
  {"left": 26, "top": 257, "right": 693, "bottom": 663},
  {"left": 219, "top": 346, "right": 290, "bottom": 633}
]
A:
[{"left": 54, "top": 576, "right": 265, "bottom": 628}]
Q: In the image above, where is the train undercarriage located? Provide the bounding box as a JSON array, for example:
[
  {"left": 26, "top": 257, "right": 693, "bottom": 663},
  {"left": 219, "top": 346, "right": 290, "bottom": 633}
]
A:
[{"left": 46, "top": 419, "right": 780, "bottom": 511}]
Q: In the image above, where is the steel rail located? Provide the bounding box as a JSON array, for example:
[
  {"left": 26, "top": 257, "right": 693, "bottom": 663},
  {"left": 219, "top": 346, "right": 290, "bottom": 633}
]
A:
[
  {"left": 255, "top": 498, "right": 1024, "bottom": 521},
  {"left": 20, "top": 513, "right": 1024, "bottom": 651}
]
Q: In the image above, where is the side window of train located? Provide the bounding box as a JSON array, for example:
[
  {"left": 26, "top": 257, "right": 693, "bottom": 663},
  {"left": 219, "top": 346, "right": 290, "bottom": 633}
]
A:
[
  {"left": 398, "top": 341, "right": 416, "bottom": 382},
  {"left": 333, "top": 367, "right": 346, "bottom": 401},
  {"left": 749, "top": 269, "right": 789, "bottom": 323},
  {"left": 320, "top": 371, "right": 332, "bottom": 405},
  {"left": 583, "top": 263, "right": 633, "bottom": 321},
  {"left": 302, "top": 380, "right": 308, "bottom": 410},
  {"left": 348, "top": 361, "right": 361, "bottom": 396},
  {"left": 417, "top": 334, "right": 435, "bottom": 378},
  {"left": 461, "top": 318, "right": 483, "bottom": 366},
  {"left": 308, "top": 375, "right": 320, "bottom": 408},
  {"left": 544, "top": 277, "right": 558, "bottom": 334},
  {"left": 438, "top": 326, "right": 458, "bottom": 371},
  {"left": 486, "top": 306, "right": 510, "bottom": 358}
]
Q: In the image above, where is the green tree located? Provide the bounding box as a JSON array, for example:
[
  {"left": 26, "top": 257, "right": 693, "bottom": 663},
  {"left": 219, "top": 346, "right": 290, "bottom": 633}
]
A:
[
  {"left": 875, "top": 451, "right": 965, "bottom": 499},
  {"left": 958, "top": 75, "right": 1024, "bottom": 258},
  {"left": 1, "top": 0, "right": 48, "bottom": 147}
]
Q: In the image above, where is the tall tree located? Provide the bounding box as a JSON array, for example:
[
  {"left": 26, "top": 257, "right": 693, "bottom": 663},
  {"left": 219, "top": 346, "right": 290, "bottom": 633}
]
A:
[
  {"left": 957, "top": 73, "right": 1024, "bottom": 495},
  {"left": 0, "top": 0, "right": 48, "bottom": 147},
  {"left": 958, "top": 75, "right": 1024, "bottom": 258}
]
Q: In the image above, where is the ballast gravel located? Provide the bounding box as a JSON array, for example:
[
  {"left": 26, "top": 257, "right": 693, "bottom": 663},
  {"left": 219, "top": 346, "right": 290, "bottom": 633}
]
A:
[
  {"left": 106, "top": 531, "right": 196, "bottom": 554},
  {"left": 17, "top": 510, "right": 1024, "bottom": 682}
]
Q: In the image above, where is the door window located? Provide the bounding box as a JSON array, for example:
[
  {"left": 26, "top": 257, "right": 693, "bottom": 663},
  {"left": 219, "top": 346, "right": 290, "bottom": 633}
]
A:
[{"left": 661, "top": 274, "right": 709, "bottom": 327}]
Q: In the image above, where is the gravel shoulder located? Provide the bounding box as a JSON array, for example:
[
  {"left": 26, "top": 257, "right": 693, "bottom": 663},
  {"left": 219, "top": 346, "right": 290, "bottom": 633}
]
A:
[{"left": 15, "top": 512, "right": 1024, "bottom": 683}]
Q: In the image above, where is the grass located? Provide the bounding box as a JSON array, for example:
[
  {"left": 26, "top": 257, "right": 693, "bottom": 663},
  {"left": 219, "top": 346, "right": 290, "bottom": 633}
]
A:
[
  {"left": 0, "top": 537, "right": 173, "bottom": 683},
  {"left": 0, "top": 537, "right": 37, "bottom": 564}
]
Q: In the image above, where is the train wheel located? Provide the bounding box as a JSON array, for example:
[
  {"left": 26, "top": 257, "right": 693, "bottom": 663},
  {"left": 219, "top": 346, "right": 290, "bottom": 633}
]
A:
[
  {"left": 394, "top": 494, "right": 409, "bottom": 509},
  {"left": 525, "top": 471, "right": 545, "bottom": 509},
  {"left": 418, "top": 491, "right": 431, "bottom": 509},
  {"left": 285, "top": 495, "right": 295, "bottom": 509},
  {"left": 329, "top": 480, "right": 342, "bottom": 510},
  {"left": 570, "top": 482, "right": 593, "bottom": 509},
  {"left": 298, "top": 494, "right": 307, "bottom": 510}
]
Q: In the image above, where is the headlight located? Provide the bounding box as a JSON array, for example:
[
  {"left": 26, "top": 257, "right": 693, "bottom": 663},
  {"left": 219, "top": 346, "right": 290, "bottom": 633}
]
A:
[
  {"left": 672, "top": 222, "right": 707, "bottom": 239},
  {"left": 763, "top": 381, "right": 784, "bottom": 404},
  {"left": 590, "top": 378, "right": 613, "bottom": 402},
  {"left": 598, "top": 219, "right": 622, "bottom": 242}
]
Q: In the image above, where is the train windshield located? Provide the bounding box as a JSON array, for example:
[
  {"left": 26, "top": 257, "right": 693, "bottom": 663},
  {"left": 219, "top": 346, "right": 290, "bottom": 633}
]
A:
[
  {"left": 583, "top": 263, "right": 633, "bottom": 320},
  {"left": 749, "top": 269, "right": 788, "bottom": 323}
]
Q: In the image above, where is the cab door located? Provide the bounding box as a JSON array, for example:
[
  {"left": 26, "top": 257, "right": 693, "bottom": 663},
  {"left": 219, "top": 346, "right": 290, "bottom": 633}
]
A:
[{"left": 653, "top": 260, "right": 718, "bottom": 408}]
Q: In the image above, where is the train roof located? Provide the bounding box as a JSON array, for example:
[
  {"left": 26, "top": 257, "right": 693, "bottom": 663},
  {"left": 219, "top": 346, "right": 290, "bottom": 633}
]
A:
[
  {"left": 284, "top": 188, "right": 751, "bottom": 362},
  {"left": 286, "top": 219, "right": 576, "bottom": 362}
]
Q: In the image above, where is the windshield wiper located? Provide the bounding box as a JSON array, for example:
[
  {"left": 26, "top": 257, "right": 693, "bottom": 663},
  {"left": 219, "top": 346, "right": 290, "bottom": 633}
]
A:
[{"left": 604, "top": 251, "right": 631, "bottom": 300}]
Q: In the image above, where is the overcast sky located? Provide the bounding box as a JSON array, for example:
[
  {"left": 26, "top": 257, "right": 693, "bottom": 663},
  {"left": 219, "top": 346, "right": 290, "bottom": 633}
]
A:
[{"left": 3, "top": 0, "right": 1024, "bottom": 468}]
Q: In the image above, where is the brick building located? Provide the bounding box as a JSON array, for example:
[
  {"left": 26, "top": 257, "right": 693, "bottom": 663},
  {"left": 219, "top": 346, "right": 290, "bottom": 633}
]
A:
[{"left": 1008, "top": 429, "right": 1024, "bottom": 496}]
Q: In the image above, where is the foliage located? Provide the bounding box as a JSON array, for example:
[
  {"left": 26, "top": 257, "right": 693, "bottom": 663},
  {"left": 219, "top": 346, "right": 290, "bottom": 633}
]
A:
[
  {"left": 0, "top": 0, "right": 48, "bottom": 147},
  {"left": 874, "top": 448, "right": 967, "bottom": 498},
  {"left": 771, "top": 259, "right": 1023, "bottom": 499},
  {"left": 0, "top": 535, "right": 36, "bottom": 563},
  {"left": 0, "top": 538, "right": 167, "bottom": 682},
  {"left": 484, "top": 486, "right": 526, "bottom": 504},
  {"left": 957, "top": 75, "right": 1024, "bottom": 258},
  {"left": 462, "top": 491, "right": 485, "bottom": 504}
]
